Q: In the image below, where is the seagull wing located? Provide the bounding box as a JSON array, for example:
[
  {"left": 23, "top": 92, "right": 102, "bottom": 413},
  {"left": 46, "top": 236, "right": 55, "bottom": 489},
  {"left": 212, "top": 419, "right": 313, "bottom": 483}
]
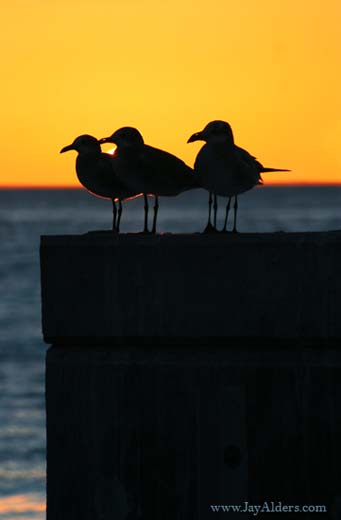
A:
[
  {"left": 235, "top": 146, "right": 290, "bottom": 174},
  {"left": 233, "top": 146, "right": 264, "bottom": 185},
  {"left": 137, "top": 145, "right": 198, "bottom": 195},
  {"left": 235, "top": 146, "right": 264, "bottom": 170}
]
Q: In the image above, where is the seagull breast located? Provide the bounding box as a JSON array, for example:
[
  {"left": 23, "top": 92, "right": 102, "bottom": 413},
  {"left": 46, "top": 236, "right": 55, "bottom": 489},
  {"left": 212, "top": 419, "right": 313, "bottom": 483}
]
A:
[{"left": 76, "top": 153, "right": 136, "bottom": 201}]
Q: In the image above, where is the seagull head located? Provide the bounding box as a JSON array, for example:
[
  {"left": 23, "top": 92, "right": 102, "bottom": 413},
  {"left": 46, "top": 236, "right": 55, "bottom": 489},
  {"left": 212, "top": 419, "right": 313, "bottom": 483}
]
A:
[
  {"left": 187, "top": 120, "right": 234, "bottom": 145},
  {"left": 60, "top": 135, "right": 101, "bottom": 155},
  {"left": 99, "top": 127, "right": 144, "bottom": 149}
]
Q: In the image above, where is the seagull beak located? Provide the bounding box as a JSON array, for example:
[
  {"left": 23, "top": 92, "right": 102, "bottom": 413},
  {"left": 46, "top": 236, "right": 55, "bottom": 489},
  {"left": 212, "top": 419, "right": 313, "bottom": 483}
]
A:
[
  {"left": 187, "top": 132, "right": 202, "bottom": 143},
  {"left": 60, "top": 144, "right": 74, "bottom": 153},
  {"left": 98, "top": 137, "right": 111, "bottom": 144}
]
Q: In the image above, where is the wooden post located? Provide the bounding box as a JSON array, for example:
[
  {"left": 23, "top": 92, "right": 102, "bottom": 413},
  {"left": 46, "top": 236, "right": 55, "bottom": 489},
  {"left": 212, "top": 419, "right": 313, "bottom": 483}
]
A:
[{"left": 41, "top": 232, "right": 341, "bottom": 519}]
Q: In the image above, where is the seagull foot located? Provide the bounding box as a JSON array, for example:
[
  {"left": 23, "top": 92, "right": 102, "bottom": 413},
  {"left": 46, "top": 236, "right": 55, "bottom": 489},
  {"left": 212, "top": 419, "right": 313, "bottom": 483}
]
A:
[{"left": 203, "top": 223, "right": 219, "bottom": 234}]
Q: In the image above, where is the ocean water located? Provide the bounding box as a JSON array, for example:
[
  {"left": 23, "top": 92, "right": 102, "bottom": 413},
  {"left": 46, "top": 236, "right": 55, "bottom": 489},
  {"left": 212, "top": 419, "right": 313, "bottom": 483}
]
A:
[{"left": 1, "top": 186, "right": 341, "bottom": 518}]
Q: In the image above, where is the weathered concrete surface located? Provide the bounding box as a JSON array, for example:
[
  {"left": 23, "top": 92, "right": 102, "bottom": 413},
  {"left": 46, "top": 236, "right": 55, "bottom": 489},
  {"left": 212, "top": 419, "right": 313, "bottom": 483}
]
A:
[
  {"left": 46, "top": 346, "right": 341, "bottom": 519},
  {"left": 41, "top": 231, "right": 341, "bottom": 342}
]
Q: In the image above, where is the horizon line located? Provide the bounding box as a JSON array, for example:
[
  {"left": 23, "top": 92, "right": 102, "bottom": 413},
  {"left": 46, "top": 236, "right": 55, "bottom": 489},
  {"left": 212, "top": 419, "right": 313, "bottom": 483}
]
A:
[{"left": 1, "top": 182, "right": 341, "bottom": 190}]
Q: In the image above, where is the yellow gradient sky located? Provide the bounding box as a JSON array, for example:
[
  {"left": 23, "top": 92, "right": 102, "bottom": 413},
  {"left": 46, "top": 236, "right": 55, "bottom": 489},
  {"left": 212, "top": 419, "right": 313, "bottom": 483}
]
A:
[{"left": 1, "top": 0, "right": 341, "bottom": 187}]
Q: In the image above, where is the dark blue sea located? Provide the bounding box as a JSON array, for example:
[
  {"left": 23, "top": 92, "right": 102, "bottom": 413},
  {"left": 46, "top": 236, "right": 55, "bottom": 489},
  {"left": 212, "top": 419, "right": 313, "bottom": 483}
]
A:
[{"left": 1, "top": 186, "right": 341, "bottom": 518}]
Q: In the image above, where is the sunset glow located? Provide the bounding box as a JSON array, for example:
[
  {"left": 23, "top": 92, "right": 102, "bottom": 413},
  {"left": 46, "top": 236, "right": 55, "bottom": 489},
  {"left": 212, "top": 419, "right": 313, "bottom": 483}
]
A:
[
  {"left": 0, "top": 494, "right": 45, "bottom": 514},
  {"left": 1, "top": 0, "right": 341, "bottom": 187}
]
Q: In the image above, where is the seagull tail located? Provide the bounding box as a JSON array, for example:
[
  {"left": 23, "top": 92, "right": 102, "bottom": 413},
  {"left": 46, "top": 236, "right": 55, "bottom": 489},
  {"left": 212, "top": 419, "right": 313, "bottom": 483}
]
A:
[{"left": 261, "top": 168, "right": 291, "bottom": 172}]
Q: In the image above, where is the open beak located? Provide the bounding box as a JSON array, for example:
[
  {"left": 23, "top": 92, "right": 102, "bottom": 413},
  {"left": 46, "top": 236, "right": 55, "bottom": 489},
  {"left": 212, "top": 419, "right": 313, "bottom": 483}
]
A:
[
  {"left": 187, "top": 132, "right": 202, "bottom": 143},
  {"left": 60, "top": 144, "right": 74, "bottom": 153}
]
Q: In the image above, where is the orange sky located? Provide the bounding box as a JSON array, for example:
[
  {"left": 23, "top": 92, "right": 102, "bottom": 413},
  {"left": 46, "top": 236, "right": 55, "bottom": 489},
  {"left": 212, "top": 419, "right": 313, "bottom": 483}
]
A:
[{"left": 1, "top": 0, "right": 341, "bottom": 187}]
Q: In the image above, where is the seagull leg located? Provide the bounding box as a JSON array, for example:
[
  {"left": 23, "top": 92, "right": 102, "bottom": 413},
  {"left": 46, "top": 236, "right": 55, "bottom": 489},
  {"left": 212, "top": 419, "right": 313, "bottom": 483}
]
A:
[
  {"left": 232, "top": 195, "right": 238, "bottom": 233},
  {"left": 117, "top": 199, "right": 123, "bottom": 233},
  {"left": 151, "top": 195, "right": 159, "bottom": 234},
  {"left": 222, "top": 197, "right": 232, "bottom": 233},
  {"left": 143, "top": 193, "right": 149, "bottom": 233},
  {"left": 203, "top": 192, "right": 215, "bottom": 233},
  {"left": 208, "top": 191, "right": 212, "bottom": 225},
  {"left": 203, "top": 192, "right": 219, "bottom": 233},
  {"left": 213, "top": 194, "right": 218, "bottom": 229},
  {"left": 112, "top": 198, "right": 117, "bottom": 232}
]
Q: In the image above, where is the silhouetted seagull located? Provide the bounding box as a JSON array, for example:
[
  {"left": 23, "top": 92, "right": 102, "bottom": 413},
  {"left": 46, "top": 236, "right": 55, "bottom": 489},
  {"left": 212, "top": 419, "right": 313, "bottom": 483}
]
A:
[
  {"left": 187, "top": 120, "right": 290, "bottom": 233},
  {"left": 99, "top": 127, "right": 198, "bottom": 233},
  {"left": 60, "top": 135, "right": 139, "bottom": 232}
]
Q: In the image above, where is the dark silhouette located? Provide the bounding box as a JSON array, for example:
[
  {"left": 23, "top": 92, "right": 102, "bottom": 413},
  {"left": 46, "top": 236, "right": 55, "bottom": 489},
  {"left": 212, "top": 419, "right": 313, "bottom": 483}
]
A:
[
  {"left": 42, "top": 232, "right": 341, "bottom": 519},
  {"left": 60, "top": 135, "right": 140, "bottom": 232},
  {"left": 99, "top": 127, "right": 198, "bottom": 234},
  {"left": 188, "top": 120, "right": 290, "bottom": 233}
]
